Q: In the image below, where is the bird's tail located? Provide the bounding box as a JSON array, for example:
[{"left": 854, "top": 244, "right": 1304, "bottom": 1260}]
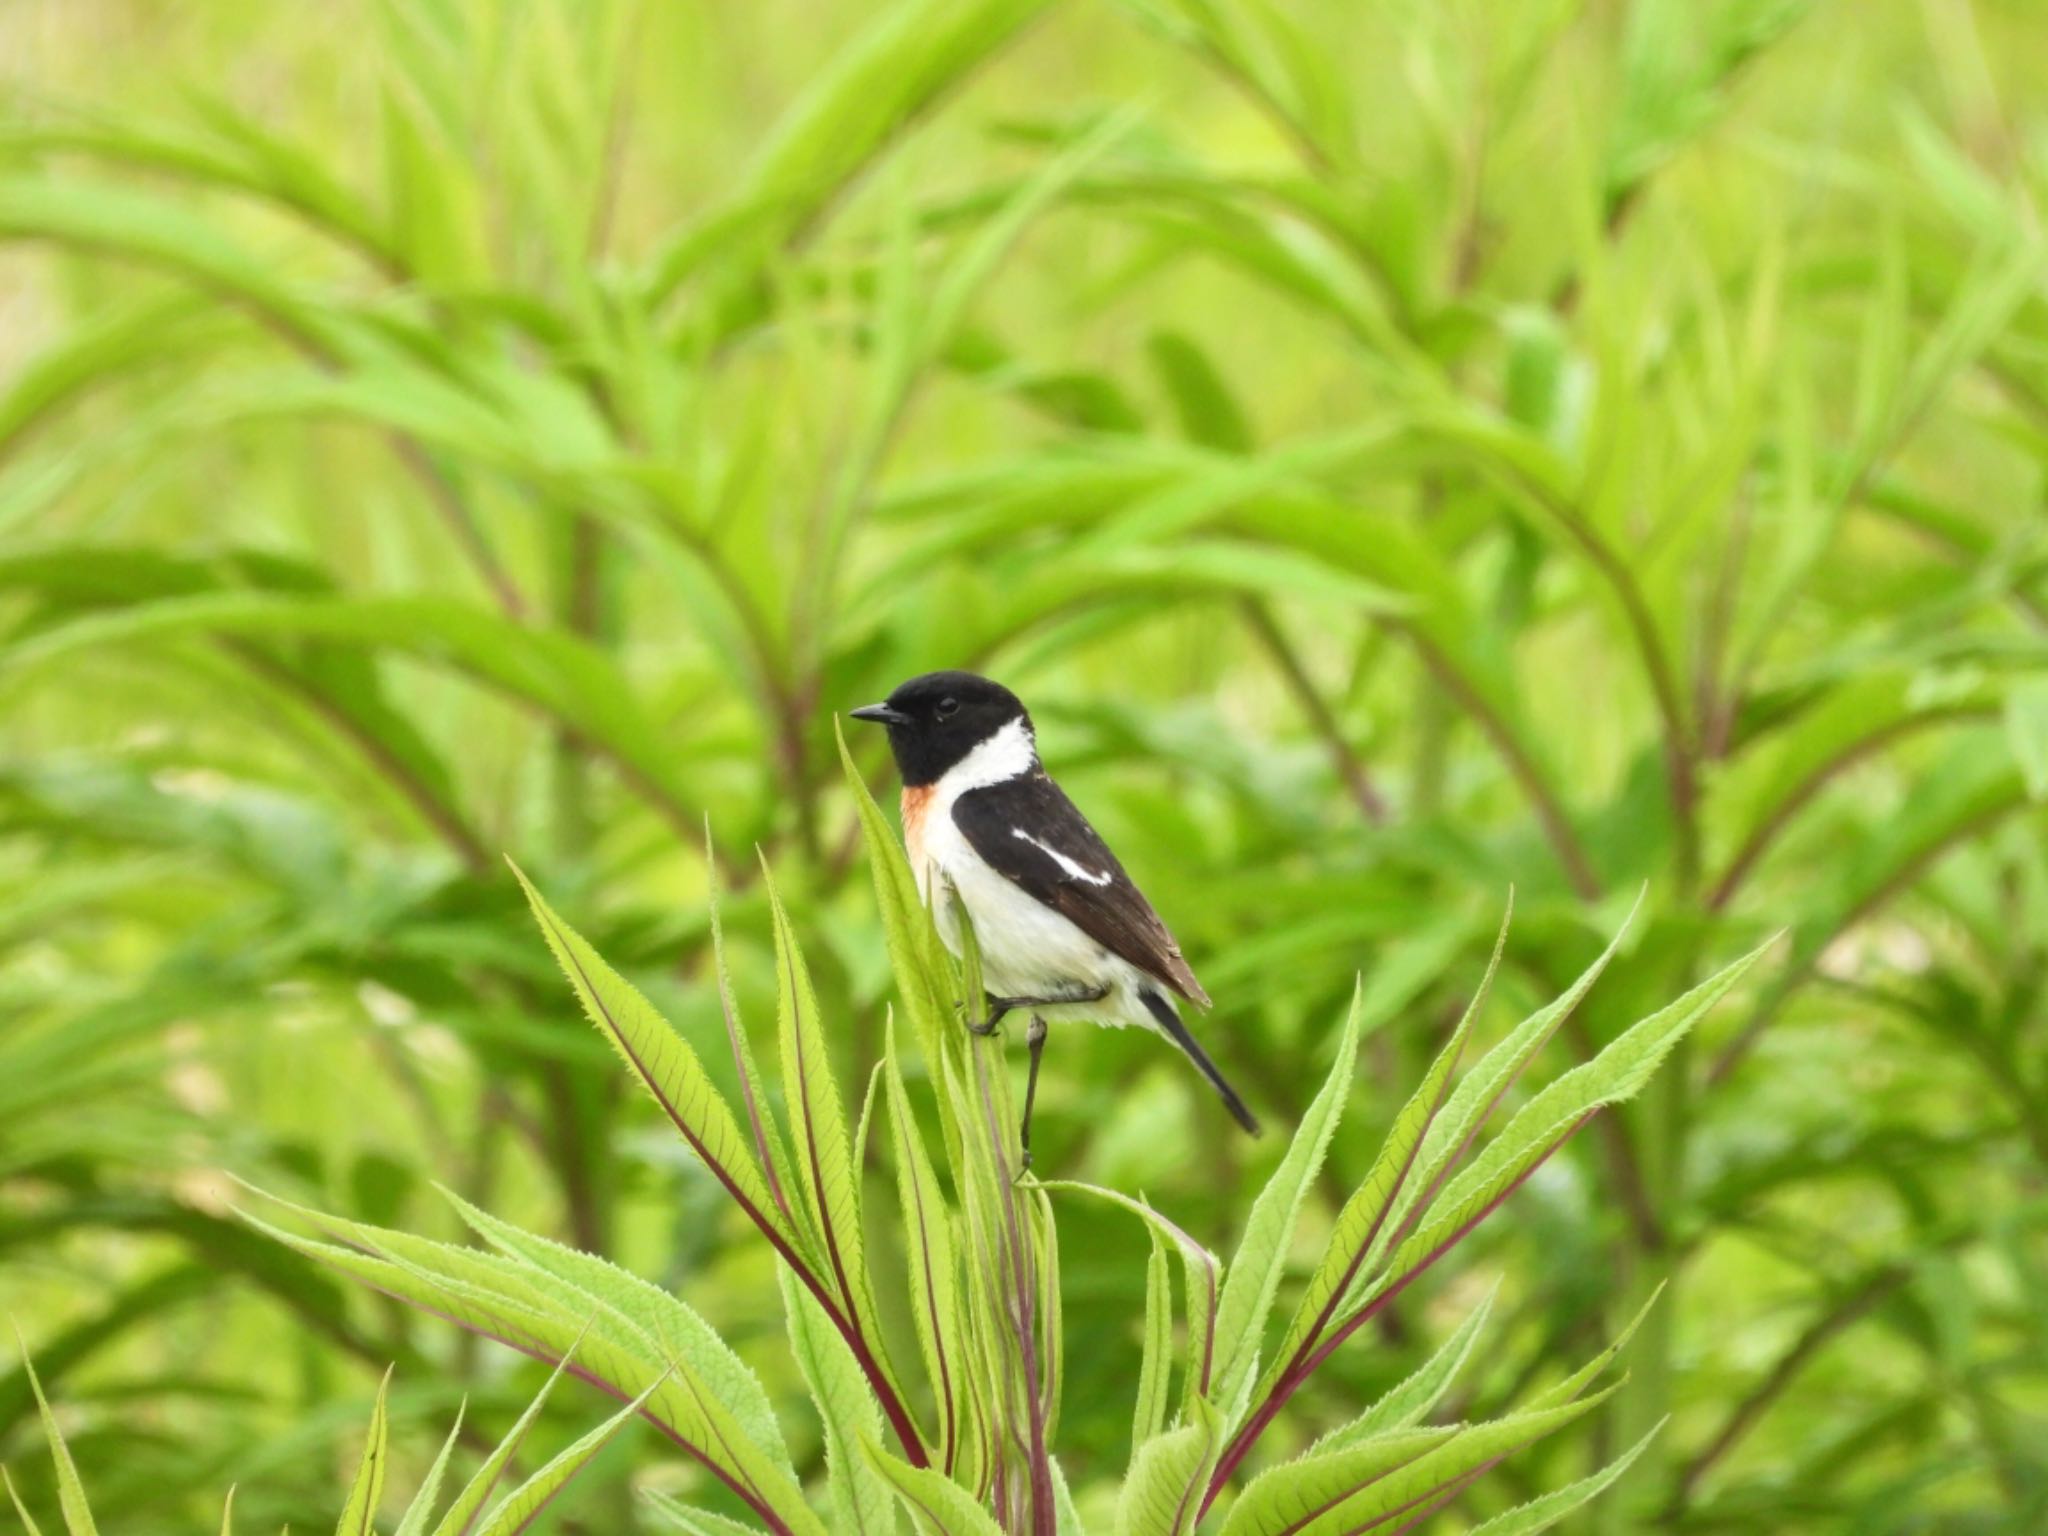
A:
[{"left": 1141, "top": 989, "right": 1261, "bottom": 1135}]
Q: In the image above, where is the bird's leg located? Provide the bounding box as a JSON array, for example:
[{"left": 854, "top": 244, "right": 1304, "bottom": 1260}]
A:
[
  {"left": 967, "top": 982, "right": 1108, "bottom": 1036},
  {"left": 1019, "top": 1015, "right": 1048, "bottom": 1172}
]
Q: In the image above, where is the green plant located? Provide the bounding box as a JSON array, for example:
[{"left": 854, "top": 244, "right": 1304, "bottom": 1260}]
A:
[{"left": 224, "top": 748, "right": 1764, "bottom": 1533}]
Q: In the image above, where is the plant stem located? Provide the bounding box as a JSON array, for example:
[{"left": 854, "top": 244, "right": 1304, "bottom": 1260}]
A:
[
  {"left": 1241, "top": 598, "right": 1389, "bottom": 824},
  {"left": 1670, "top": 1264, "right": 1910, "bottom": 1511},
  {"left": 1706, "top": 705, "right": 1992, "bottom": 911},
  {"left": 228, "top": 644, "right": 493, "bottom": 873},
  {"left": 972, "top": 1038, "right": 1056, "bottom": 1536},
  {"left": 390, "top": 437, "right": 530, "bottom": 621},
  {"left": 547, "top": 509, "right": 616, "bottom": 1256},
  {"left": 1709, "top": 792, "right": 2030, "bottom": 1085},
  {"left": 1562, "top": 1009, "right": 1664, "bottom": 1252},
  {"left": 1518, "top": 477, "right": 1698, "bottom": 887},
  {"left": 1406, "top": 629, "right": 1602, "bottom": 899}
]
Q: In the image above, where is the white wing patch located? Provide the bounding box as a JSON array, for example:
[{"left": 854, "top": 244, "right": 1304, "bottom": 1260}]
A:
[{"left": 1012, "top": 827, "right": 1113, "bottom": 885}]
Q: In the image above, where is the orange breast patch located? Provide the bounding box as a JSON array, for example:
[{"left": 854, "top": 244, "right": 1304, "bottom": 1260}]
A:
[{"left": 901, "top": 784, "right": 935, "bottom": 883}]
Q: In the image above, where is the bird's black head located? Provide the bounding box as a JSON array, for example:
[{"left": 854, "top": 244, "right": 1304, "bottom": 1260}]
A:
[{"left": 849, "top": 670, "right": 1033, "bottom": 787}]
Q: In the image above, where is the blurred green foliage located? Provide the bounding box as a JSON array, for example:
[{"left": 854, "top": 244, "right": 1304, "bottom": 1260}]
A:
[{"left": 1, "top": 0, "right": 2045, "bottom": 1530}]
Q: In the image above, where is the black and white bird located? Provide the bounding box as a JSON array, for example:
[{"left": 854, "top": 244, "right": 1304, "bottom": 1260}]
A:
[{"left": 851, "top": 670, "right": 1259, "bottom": 1159}]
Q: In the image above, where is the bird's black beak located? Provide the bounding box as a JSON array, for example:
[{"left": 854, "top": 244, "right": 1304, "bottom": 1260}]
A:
[{"left": 849, "top": 703, "right": 912, "bottom": 727}]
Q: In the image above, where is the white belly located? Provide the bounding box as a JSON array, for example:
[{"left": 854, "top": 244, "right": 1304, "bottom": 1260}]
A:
[{"left": 914, "top": 808, "right": 1157, "bottom": 1031}]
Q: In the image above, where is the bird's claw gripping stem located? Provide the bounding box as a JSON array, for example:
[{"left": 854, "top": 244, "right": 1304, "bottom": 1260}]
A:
[{"left": 967, "top": 983, "right": 1108, "bottom": 1036}]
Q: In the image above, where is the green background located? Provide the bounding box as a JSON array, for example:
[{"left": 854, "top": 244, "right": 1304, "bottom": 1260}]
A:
[{"left": 2, "top": 0, "right": 2044, "bottom": 1529}]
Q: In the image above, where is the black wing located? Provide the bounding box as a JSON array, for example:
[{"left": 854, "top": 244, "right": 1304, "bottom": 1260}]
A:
[{"left": 951, "top": 771, "right": 1210, "bottom": 1007}]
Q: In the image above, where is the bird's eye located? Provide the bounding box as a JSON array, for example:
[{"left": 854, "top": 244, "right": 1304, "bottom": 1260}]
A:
[{"left": 936, "top": 697, "right": 960, "bottom": 719}]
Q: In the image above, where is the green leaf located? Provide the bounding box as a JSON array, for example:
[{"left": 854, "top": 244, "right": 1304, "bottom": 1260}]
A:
[
  {"left": 2005, "top": 677, "right": 2048, "bottom": 801},
  {"left": 1129, "top": 0, "right": 1358, "bottom": 172},
  {"left": 3, "top": 106, "right": 393, "bottom": 270},
  {"left": 470, "top": 1377, "right": 662, "bottom": 1536},
  {"left": 969, "top": 541, "right": 1406, "bottom": 652},
  {"left": 916, "top": 111, "right": 1139, "bottom": 401},
  {"left": 1219, "top": 1426, "right": 1458, "bottom": 1536},
  {"left": 706, "top": 846, "right": 808, "bottom": 1243},
  {"left": 4, "top": 1466, "right": 47, "bottom": 1536},
  {"left": 704, "top": 847, "right": 798, "bottom": 1212},
  {"left": 0, "top": 294, "right": 215, "bottom": 455},
  {"left": 765, "top": 866, "right": 866, "bottom": 1318},
  {"left": 1342, "top": 1385, "right": 1622, "bottom": 1530},
  {"left": 14, "top": 1338, "right": 98, "bottom": 1536},
  {"left": 1463, "top": 1423, "right": 1663, "bottom": 1535},
  {"left": 438, "top": 1187, "right": 792, "bottom": 1474},
  {"left": 1390, "top": 896, "right": 1636, "bottom": 1249},
  {"left": 393, "top": 1404, "right": 465, "bottom": 1536},
  {"left": 0, "top": 176, "right": 315, "bottom": 342},
  {"left": 853, "top": 1061, "right": 887, "bottom": 1222},
  {"left": 1309, "top": 1284, "right": 1499, "bottom": 1454},
  {"left": 765, "top": 861, "right": 918, "bottom": 1458},
  {"left": 1034, "top": 1179, "right": 1064, "bottom": 1442},
  {"left": 334, "top": 1371, "right": 390, "bottom": 1536},
  {"left": 1211, "top": 985, "right": 1362, "bottom": 1416},
  {"left": 1074, "top": 430, "right": 1389, "bottom": 559},
  {"left": 1528, "top": 1286, "right": 1664, "bottom": 1410},
  {"left": 187, "top": 95, "right": 398, "bottom": 266},
  {"left": 379, "top": 61, "right": 486, "bottom": 283},
  {"left": 642, "top": 1495, "right": 765, "bottom": 1536},
  {"left": 1384, "top": 936, "right": 1773, "bottom": 1295},
  {"left": 781, "top": 1268, "right": 901, "bottom": 1536},
  {"left": 837, "top": 719, "right": 958, "bottom": 1072},
  {"left": 1228, "top": 1386, "right": 1620, "bottom": 1536},
  {"left": 0, "top": 588, "right": 700, "bottom": 832},
  {"left": 942, "top": 1008, "right": 1054, "bottom": 1496},
  {"left": 248, "top": 1203, "right": 829, "bottom": 1536},
  {"left": 1607, "top": 0, "right": 1815, "bottom": 205},
  {"left": 861, "top": 1439, "right": 1008, "bottom": 1536},
  {"left": 1133, "top": 1231, "right": 1175, "bottom": 1451},
  {"left": 429, "top": 1354, "right": 578, "bottom": 1536},
  {"left": 882, "top": 1018, "right": 966, "bottom": 1466},
  {"left": 508, "top": 863, "right": 808, "bottom": 1263},
  {"left": 1043, "top": 1183, "right": 1218, "bottom": 1408},
  {"left": 1771, "top": 738, "right": 2023, "bottom": 982},
  {"left": 650, "top": 0, "right": 1056, "bottom": 300},
  {"left": 1149, "top": 330, "right": 1255, "bottom": 453},
  {"left": 1116, "top": 1397, "right": 1223, "bottom": 1536},
  {"left": 1260, "top": 902, "right": 1511, "bottom": 1398},
  {"left": 1049, "top": 1458, "right": 1086, "bottom": 1536},
  {"left": 1709, "top": 669, "right": 1990, "bottom": 899}
]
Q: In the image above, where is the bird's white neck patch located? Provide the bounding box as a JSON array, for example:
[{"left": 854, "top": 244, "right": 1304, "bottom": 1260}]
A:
[{"left": 939, "top": 715, "right": 1036, "bottom": 797}]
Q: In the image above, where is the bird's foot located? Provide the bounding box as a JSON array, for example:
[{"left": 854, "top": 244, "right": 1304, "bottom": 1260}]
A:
[{"left": 967, "top": 984, "right": 1108, "bottom": 1036}]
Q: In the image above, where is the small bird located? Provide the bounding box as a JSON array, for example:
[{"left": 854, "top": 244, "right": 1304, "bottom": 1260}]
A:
[{"left": 851, "top": 670, "right": 1259, "bottom": 1161}]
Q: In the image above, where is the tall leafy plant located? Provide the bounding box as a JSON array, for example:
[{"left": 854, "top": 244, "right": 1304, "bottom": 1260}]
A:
[{"left": 234, "top": 743, "right": 1767, "bottom": 1533}]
